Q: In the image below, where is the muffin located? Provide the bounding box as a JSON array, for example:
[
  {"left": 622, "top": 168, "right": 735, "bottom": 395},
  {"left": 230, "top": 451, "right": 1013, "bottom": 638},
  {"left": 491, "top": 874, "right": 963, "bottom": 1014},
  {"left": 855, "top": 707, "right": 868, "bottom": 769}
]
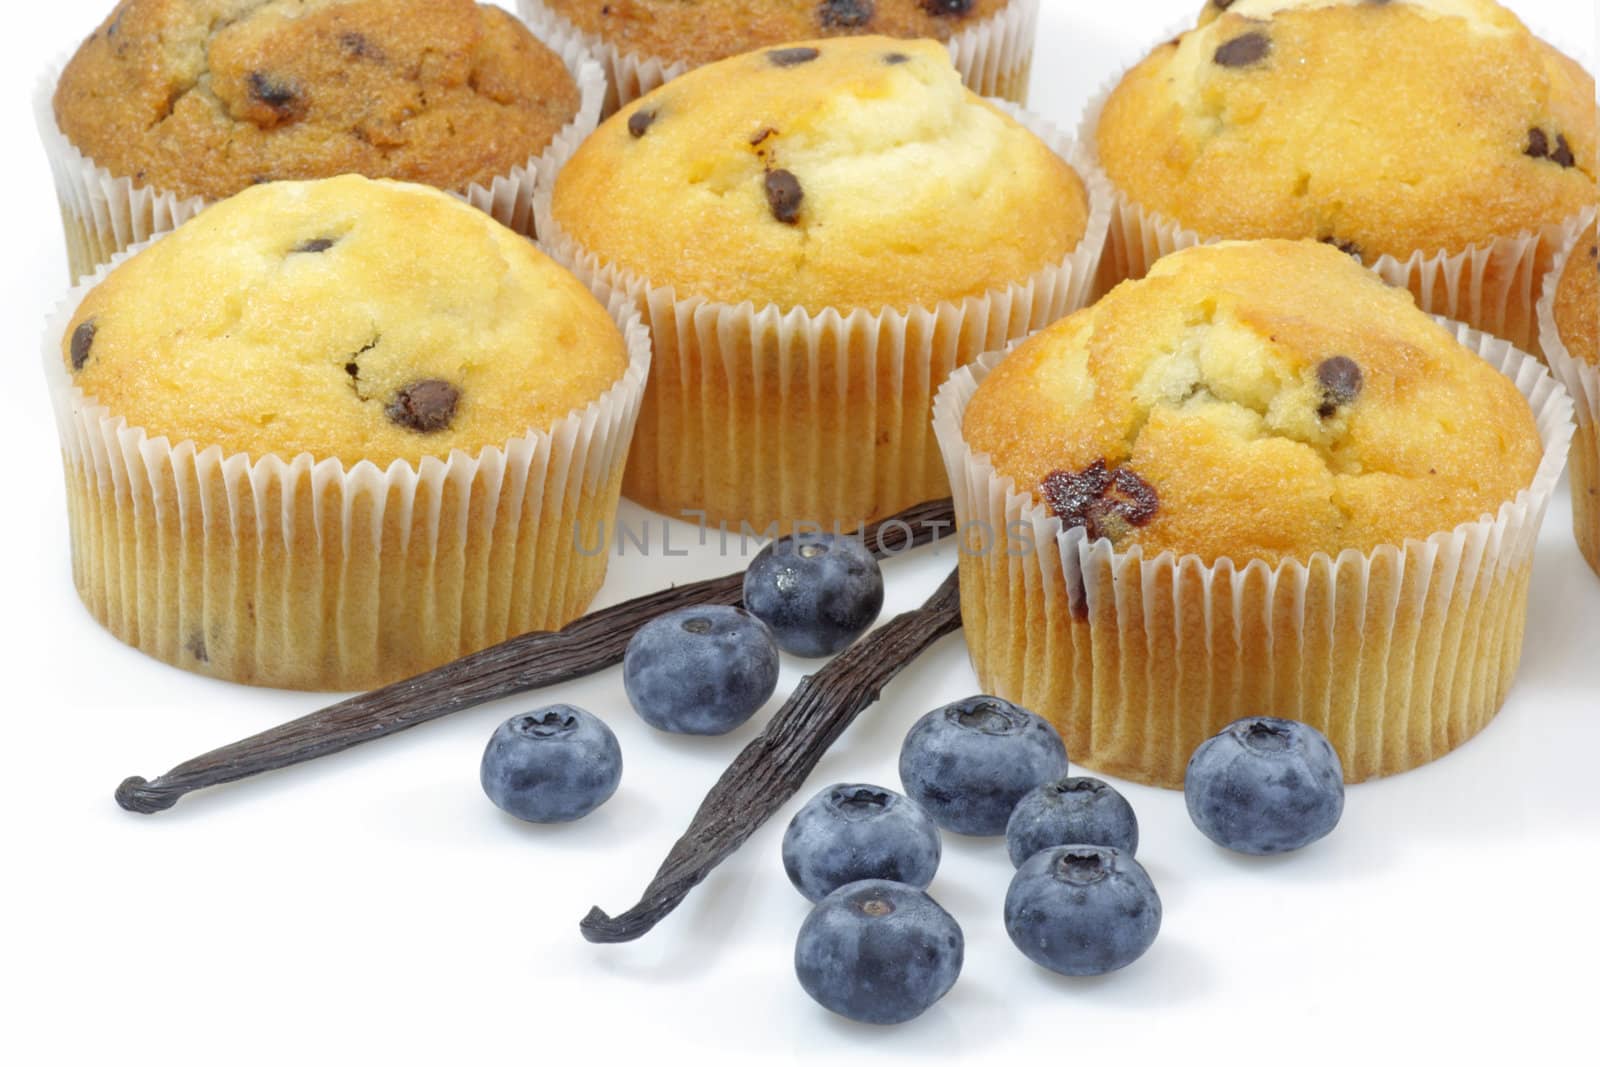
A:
[
  {"left": 521, "top": 0, "right": 1039, "bottom": 111},
  {"left": 1087, "top": 0, "right": 1596, "bottom": 351},
  {"left": 48, "top": 175, "right": 649, "bottom": 691},
  {"left": 1538, "top": 209, "right": 1600, "bottom": 577},
  {"left": 42, "top": 0, "right": 605, "bottom": 280},
  {"left": 537, "top": 35, "right": 1106, "bottom": 532},
  {"left": 935, "top": 240, "right": 1571, "bottom": 787}
]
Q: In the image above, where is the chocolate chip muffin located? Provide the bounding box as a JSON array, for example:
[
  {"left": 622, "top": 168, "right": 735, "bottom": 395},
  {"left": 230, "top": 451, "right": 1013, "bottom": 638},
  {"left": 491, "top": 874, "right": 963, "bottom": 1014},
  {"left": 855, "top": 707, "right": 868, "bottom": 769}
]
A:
[
  {"left": 522, "top": 0, "right": 1038, "bottom": 109},
  {"left": 1539, "top": 212, "right": 1600, "bottom": 577},
  {"left": 50, "top": 175, "right": 647, "bottom": 690},
  {"left": 539, "top": 35, "right": 1104, "bottom": 531},
  {"left": 46, "top": 0, "right": 597, "bottom": 278},
  {"left": 1090, "top": 0, "right": 1596, "bottom": 350},
  {"left": 938, "top": 239, "right": 1566, "bottom": 787}
]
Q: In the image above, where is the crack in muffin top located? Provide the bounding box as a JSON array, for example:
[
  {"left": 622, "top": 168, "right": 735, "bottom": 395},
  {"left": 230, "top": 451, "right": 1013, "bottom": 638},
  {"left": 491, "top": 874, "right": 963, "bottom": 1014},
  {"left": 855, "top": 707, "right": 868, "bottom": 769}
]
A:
[
  {"left": 62, "top": 176, "right": 628, "bottom": 468},
  {"left": 1097, "top": 0, "right": 1595, "bottom": 261},
  {"left": 550, "top": 35, "right": 1088, "bottom": 313},
  {"left": 962, "top": 240, "right": 1544, "bottom": 565},
  {"left": 54, "top": 0, "right": 581, "bottom": 201}
]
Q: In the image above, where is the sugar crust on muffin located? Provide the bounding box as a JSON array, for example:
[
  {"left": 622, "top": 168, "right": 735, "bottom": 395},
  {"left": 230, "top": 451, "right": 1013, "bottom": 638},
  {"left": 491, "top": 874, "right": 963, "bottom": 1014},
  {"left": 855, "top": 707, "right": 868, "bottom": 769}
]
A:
[{"left": 54, "top": 0, "right": 581, "bottom": 200}]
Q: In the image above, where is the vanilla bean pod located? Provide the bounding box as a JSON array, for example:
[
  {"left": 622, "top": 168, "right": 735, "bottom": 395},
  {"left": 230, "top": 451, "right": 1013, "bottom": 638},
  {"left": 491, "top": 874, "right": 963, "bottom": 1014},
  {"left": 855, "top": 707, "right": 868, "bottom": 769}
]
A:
[
  {"left": 116, "top": 498, "right": 957, "bottom": 815},
  {"left": 581, "top": 567, "right": 963, "bottom": 944}
]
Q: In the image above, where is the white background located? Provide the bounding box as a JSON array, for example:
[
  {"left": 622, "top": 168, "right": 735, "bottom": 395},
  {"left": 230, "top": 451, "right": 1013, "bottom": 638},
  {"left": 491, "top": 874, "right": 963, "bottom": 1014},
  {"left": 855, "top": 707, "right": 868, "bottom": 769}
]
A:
[{"left": 4, "top": 2, "right": 1597, "bottom": 1064}]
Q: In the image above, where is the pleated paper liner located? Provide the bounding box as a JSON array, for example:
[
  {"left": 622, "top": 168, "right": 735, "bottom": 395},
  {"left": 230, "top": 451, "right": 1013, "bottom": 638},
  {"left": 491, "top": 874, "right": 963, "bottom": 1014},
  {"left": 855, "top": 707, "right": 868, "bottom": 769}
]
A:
[
  {"left": 43, "top": 243, "right": 652, "bottom": 693},
  {"left": 1075, "top": 66, "right": 1582, "bottom": 355},
  {"left": 518, "top": 0, "right": 1041, "bottom": 114},
  {"left": 533, "top": 103, "right": 1111, "bottom": 535},
  {"left": 1537, "top": 205, "right": 1600, "bottom": 578},
  {"left": 932, "top": 321, "right": 1575, "bottom": 788},
  {"left": 34, "top": 29, "right": 607, "bottom": 285}
]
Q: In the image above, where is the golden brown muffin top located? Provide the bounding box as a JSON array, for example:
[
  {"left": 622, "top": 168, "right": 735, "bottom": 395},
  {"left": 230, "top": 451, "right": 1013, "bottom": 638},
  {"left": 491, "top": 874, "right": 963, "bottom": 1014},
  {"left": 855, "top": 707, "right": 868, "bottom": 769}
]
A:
[
  {"left": 962, "top": 240, "right": 1544, "bottom": 565},
  {"left": 62, "top": 176, "right": 628, "bottom": 468},
  {"left": 54, "top": 0, "right": 581, "bottom": 201},
  {"left": 542, "top": 0, "right": 1010, "bottom": 67},
  {"left": 1554, "top": 219, "right": 1599, "bottom": 366},
  {"left": 550, "top": 36, "right": 1088, "bottom": 313},
  {"left": 1096, "top": 0, "right": 1596, "bottom": 261}
]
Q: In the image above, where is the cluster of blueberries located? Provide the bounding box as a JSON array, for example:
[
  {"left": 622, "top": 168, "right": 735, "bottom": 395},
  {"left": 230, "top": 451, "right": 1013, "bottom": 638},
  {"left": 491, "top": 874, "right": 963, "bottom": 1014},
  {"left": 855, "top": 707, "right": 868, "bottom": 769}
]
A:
[
  {"left": 787, "top": 701, "right": 1345, "bottom": 1024},
  {"left": 476, "top": 532, "right": 1348, "bottom": 1027},
  {"left": 480, "top": 531, "right": 886, "bottom": 820}
]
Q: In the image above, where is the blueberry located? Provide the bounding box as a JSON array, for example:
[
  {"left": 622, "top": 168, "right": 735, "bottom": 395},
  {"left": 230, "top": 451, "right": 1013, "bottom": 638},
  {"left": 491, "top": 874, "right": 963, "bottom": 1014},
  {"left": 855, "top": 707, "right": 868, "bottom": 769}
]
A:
[
  {"left": 782, "top": 784, "right": 942, "bottom": 903},
  {"left": 480, "top": 705, "right": 621, "bottom": 823},
  {"left": 743, "top": 533, "right": 884, "bottom": 657},
  {"left": 1184, "top": 717, "right": 1344, "bottom": 855},
  {"left": 898, "top": 696, "right": 1069, "bottom": 836},
  {"left": 794, "top": 880, "right": 963, "bottom": 1025},
  {"left": 1006, "top": 776, "right": 1139, "bottom": 867},
  {"left": 1004, "top": 845, "right": 1161, "bottom": 977},
  {"left": 622, "top": 605, "right": 779, "bottom": 735}
]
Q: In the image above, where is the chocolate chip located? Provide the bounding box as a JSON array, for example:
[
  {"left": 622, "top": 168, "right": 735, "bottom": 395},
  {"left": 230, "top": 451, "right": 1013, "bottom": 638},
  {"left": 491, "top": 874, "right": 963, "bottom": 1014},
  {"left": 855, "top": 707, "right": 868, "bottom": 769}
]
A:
[
  {"left": 69, "top": 319, "right": 97, "bottom": 372},
  {"left": 769, "top": 47, "right": 821, "bottom": 67},
  {"left": 1214, "top": 32, "right": 1271, "bottom": 68},
  {"left": 920, "top": 0, "right": 974, "bottom": 14},
  {"left": 344, "top": 362, "right": 360, "bottom": 378},
  {"left": 339, "top": 31, "right": 377, "bottom": 59},
  {"left": 883, "top": 52, "right": 910, "bottom": 65},
  {"left": 1319, "top": 236, "right": 1363, "bottom": 260},
  {"left": 1041, "top": 461, "right": 1159, "bottom": 544},
  {"left": 627, "top": 108, "right": 657, "bottom": 138},
  {"left": 765, "top": 169, "right": 804, "bottom": 224},
  {"left": 186, "top": 633, "right": 209, "bottom": 663},
  {"left": 1316, "top": 355, "right": 1364, "bottom": 418},
  {"left": 818, "top": 0, "right": 874, "bottom": 28},
  {"left": 1526, "top": 127, "right": 1550, "bottom": 159},
  {"left": 1551, "top": 133, "right": 1576, "bottom": 168},
  {"left": 247, "top": 72, "right": 302, "bottom": 114},
  {"left": 386, "top": 379, "right": 459, "bottom": 433},
  {"left": 293, "top": 237, "right": 336, "bottom": 254}
]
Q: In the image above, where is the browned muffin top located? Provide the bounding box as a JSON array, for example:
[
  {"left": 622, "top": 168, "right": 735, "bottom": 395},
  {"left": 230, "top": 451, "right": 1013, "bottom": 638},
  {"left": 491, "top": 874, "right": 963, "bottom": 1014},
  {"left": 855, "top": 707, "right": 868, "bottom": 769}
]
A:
[
  {"left": 54, "top": 0, "right": 581, "bottom": 201},
  {"left": 542, "top": 0, "right": 1010, "bottom": 67},
  {"left": 1555, "top": 219, "right": 1599, "bottom": 366},
  {"left": 1096, "top": 0, "right": 1595, "bottom": 262}
]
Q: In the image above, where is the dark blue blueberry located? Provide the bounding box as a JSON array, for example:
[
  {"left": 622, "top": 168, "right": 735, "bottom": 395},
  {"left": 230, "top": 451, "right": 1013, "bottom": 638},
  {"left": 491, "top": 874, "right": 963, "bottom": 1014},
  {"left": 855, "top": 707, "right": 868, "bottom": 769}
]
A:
[
  {"left": 1184, "top": 716, "right": 1345, "bottom": 855},
  {"left": 480, "top": 705, "right": 621, "bottom": 823},
  {"left": 1004, "top": 845, "right": 1161, "bottom": 976},
  {"left": 782, "top": 784, "right": 942, "bottom": 903},
  {"left": 742, "top": 533, "right": 884, "bottom": 657},
  {"left": 1006, "top": 776, "right": 1139, "bottom": 867},
  {"left": 794, "top": 880, "right": 963, "bottom": 1025},
  {"left": 898, "top": 696, "right": 1069, "bottom": 836},
  {"left": 622, "top": 605, "right": 779, "bottom": 735}
]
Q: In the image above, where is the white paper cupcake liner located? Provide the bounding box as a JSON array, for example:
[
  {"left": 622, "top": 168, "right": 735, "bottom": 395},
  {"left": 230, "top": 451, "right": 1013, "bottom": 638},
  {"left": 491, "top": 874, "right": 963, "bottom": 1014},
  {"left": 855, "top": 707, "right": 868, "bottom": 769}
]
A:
[
  {"left": 933, "top": 319, "right": 1575, "bottom": 787},
  {"left": 43, "top": 240, "right": 652, "bottom": 692},
  {"left": 1076, "top": 46, "right": 1585, "bottom": 353},
  {"left": 518, "top": 0, "right": 1040, "bottom": 113},
  {"left": 1537, "top": 205, "right": 1600, "bottom": 577},
  {"left": 533, "top": 101, "right": 1111, "bottom": 533},
  {"left": 35, "top": 30, "right": 607, "bottom": 284}
]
